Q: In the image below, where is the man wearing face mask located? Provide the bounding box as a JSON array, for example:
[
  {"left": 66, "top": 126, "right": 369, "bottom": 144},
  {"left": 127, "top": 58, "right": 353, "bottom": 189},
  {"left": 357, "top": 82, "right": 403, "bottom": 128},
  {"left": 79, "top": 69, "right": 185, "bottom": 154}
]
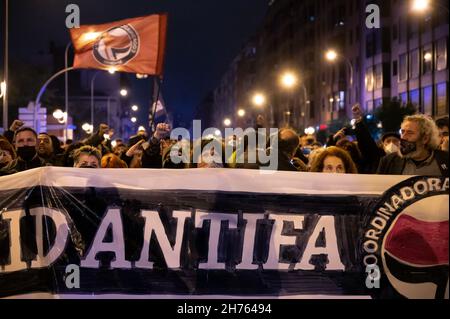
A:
[
  {"left": 381, "top": 132, "right": 401, "bottom": 155},
  {"left": 377, "top": 114, "right": 448, "bottom": 176},
  {"left": 13, "top": 127, "right": 47, "bottom": 172}
]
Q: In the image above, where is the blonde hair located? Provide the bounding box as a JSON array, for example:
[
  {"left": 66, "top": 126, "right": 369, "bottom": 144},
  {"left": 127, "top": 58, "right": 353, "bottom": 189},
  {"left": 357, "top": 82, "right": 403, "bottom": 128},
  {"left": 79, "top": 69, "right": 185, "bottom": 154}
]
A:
[{"left": 403, "top": 114, "right": 441, "bottom": 150}]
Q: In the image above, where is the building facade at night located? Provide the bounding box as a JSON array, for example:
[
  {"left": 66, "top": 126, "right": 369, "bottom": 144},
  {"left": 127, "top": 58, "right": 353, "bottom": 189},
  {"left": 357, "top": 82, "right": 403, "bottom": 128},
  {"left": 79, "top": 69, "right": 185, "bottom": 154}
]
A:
[{"left": 211, "top": 0, "right": 449, "bottom": 132}]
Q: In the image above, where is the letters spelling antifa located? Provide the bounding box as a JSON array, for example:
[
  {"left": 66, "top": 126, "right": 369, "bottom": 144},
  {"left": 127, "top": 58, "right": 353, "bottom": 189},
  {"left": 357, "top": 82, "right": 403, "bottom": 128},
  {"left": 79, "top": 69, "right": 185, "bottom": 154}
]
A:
[{"left": 0, "top": 206, "right": 345, "bottom": 273}]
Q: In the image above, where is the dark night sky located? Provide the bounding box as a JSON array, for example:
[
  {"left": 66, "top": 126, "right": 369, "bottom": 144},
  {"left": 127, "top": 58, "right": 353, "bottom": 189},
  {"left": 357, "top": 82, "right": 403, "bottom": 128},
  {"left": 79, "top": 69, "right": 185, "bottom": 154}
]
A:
[{"left": 4, "top": 0, "right": 269, "bottom": 126}]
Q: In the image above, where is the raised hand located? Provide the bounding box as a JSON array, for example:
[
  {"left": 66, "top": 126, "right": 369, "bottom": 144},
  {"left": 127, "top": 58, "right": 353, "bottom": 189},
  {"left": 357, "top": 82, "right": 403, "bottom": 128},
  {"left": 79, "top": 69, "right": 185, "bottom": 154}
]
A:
[
  {"left": 153, "top": 123, "right": 171, "bottom": 140},
  {"left": 9, "top": 120, "right": 24, "bottom": 132}
]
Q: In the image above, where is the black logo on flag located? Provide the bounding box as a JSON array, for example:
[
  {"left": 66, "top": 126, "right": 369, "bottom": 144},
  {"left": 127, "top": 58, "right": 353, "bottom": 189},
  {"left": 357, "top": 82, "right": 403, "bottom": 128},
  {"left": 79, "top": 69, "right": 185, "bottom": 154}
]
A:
[
  {"left": 363, "top": 177, "right": 449, "bottom": 299},
  {"left": 93, "top": 24, "right": 139, "bottom": 66}
]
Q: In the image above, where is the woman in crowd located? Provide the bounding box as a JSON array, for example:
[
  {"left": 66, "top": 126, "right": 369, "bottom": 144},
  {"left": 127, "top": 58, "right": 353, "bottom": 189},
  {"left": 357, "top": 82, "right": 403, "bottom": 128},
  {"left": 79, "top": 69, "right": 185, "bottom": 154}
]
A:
[
  {"left": 101, "top": 153, "right": 128, "bottom": 168},
  {"left": 0, "top": 137, "right": 18, "bottom": 176},
  {"left": 310, "top": 146, "right": 358, "bottom": 174}
]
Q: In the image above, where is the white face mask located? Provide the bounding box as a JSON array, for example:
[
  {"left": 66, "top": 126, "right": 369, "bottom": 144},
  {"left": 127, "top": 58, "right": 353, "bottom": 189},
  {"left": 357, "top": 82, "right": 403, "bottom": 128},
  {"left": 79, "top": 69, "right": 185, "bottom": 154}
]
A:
[{"left": 384, "top": 143, "right": 400, "bottom": 155}]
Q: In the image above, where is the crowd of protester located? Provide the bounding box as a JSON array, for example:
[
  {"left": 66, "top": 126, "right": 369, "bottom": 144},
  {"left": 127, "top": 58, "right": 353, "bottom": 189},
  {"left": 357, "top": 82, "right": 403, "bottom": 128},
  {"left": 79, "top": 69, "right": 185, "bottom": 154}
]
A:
[{"left": 0, "top": 104, "right": 448, "bottom": 177}]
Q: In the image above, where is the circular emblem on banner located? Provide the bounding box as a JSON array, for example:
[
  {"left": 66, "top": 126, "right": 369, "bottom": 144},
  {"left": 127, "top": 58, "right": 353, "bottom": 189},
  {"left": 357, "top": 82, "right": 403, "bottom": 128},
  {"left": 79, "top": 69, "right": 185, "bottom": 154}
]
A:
[
  {"left": 363, "top": 177, "right": 449, "bottom": 299},
  {"left": 93, "top": 24, "right": 140, "bottom": 66}
]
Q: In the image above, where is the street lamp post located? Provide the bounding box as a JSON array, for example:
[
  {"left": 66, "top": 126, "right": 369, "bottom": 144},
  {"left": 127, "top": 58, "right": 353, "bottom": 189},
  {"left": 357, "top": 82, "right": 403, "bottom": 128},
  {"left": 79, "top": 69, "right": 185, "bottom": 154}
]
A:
[
  {"left": 35, "top": 67, "right": 75, "bottom": 133},
  {"left": 325, "top": 50, "right": 354, "bottom": 119},
  {"left": 280, "top": 71, "right": 298, "bottom": 128},
  {"left": 64, "top": 42, "right": 72, "bottom": 141},
  {"left": 325, "top": 49, "right": 354, "bottom": 86},
  {"left": 300, "top": 85, "right": 309, "bottom": 130},
  {"left": 90, "top": 71, "right": 102, "bottom": 129},
  {"left": 2, "top": 0, "right": 8, "bottom": 131},
  {"left": 89, "top": 70, "right": 119, "bottom": 129}
]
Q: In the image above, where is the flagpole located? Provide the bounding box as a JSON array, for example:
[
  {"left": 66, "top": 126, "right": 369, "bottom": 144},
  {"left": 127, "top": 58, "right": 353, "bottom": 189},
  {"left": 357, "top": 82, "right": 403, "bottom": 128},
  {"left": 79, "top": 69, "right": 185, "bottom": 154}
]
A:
[{"left": 149, "top": 76, "right": 162, "bottom": 133}]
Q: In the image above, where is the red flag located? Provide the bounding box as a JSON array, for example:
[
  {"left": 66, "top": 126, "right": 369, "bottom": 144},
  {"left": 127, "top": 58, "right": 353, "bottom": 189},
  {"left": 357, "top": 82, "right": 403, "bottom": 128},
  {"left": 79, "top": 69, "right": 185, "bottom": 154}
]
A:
[{"left": 70, "top": 14, "right": 168, "bottom": 75}]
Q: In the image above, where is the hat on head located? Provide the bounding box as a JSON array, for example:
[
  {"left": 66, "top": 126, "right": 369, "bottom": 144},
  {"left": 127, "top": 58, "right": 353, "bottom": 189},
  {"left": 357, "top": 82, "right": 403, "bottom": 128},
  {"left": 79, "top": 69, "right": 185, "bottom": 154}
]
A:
[{"left": 381, "top": 132, "right": 400, "bottom": 143}]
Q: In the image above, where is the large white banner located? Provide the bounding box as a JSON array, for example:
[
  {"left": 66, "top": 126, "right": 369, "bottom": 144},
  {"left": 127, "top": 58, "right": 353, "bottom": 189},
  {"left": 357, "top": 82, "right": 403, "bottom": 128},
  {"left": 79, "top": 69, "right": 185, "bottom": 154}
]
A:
[{"left": 0, "top": 167, "right": 448, "bottom": 299}]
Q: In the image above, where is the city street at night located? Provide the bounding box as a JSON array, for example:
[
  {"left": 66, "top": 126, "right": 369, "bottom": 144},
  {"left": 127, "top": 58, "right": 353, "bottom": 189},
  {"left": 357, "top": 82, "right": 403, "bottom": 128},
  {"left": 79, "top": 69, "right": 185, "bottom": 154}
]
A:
[{"left": 0, "top": 0, "right": 448, "bottom": 307}]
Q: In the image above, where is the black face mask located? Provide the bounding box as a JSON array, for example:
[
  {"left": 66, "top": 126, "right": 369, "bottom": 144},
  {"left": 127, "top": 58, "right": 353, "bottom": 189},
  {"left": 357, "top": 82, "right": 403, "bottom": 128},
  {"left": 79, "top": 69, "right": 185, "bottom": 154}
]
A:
[
  {"left": 78, "top": 165, "right": 97, "bottom": 169},
  {"left": 400, "top": 139, "right": 417, "bottom": 156},
  {"left": 17, "top": 146, "right": 37, "bottom": 161}
]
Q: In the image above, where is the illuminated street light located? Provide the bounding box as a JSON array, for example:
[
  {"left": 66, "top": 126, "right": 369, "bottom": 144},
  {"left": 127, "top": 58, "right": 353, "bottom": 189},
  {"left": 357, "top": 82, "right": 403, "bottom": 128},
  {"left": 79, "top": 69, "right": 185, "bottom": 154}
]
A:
[
  {"left": 52, "top": 109, "right": 64, "bottom": 119},
  {"left": 131, "top": 117, "right": 137, "bottom": 123},
  {"left": 82, "top": 123, "right": 93, "bottom": 133},
  {"left": 120, "top": 89, "right": 128, "bottom": 97},
  {"left": 131, "top": 105, "right": 139, "bottom": 112},
  {"left": 214, "top": 129, "right": 221, "bottom": 136},
  {"left": 252, "top": 93, "right": 266, "bottom": 107},
  {"left": 223, "top": 118, "right": 231, "bottom": 127},
  {"left": 52, "top": 109, "right": 67, "bottom": 124},
  {"left": 0, "top": 81, "right": 6, "bottom": 98},
  {"left": 325, "top": 49, "right": 338, "bottom": 62},
  {"left": 411, "top": 0, "right": 430, "bottom": 12},
  {"left": 280, "top": 71, "right": 298, "bottom": 89},
  {"left": 237, "top": 109, "right": 246, "bottom": 117},
  {"left": 329, "top": 97, "right": 334, "bottom": 103},
  {"left": 424, "top": 52, "right": 432, "bottom": 62}
]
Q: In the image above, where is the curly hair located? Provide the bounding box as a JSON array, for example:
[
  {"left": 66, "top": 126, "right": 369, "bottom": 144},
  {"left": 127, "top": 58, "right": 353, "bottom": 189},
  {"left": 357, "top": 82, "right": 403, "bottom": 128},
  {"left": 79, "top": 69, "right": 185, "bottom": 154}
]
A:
[
  {"left": 310, "top": 146, "right": 358, "bottom": 174},
  {"left": 403, "top": 114, "right": 441, "bottom": 150}
]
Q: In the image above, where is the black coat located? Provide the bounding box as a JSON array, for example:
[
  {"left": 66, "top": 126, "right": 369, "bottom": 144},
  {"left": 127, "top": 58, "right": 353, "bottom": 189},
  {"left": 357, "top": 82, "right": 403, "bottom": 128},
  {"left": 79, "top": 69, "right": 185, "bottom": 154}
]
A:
[
  {"left": 14, "top": 155, "right": 47, "bottom": 172},
  {"left": 376, "top": 150, "right": 449, "bottom": 176},
  {"left": 354, "top": 120, "right": 386, "bottom": 174}
]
